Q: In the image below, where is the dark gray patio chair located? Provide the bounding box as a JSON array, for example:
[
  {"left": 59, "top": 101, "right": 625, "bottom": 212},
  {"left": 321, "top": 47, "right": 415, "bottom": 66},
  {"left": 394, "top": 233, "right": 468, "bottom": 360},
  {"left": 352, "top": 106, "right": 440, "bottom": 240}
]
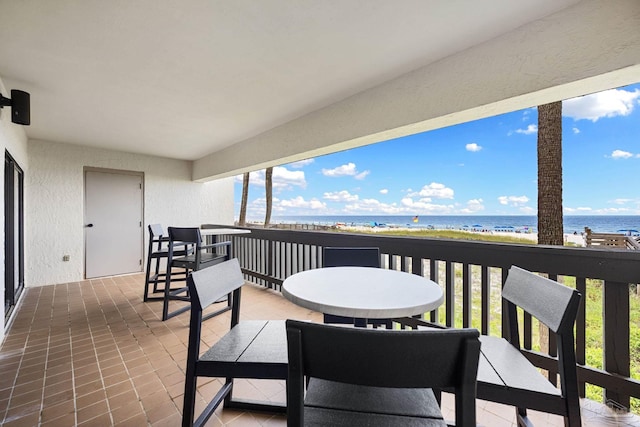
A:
[
  {"left": 322, "top": 246, "right": 390, "bottom": 328},
  {"left": 395, "top": 265, "right": 583, "bottom": 426},
  {"left": 286, "top": 319, "right": 480, "bottom": 427},
  {"left": 476, "top": 265, "right": 582, "bottom": 426},
  {"left": 162, "top": 226, "right": 231, "bottom": 321},
  {"left": 143, "top": 224, "right": 191, "bottom": 302},
  {"left": 182, "top": 259, "right": 287, "bottom": 427}
]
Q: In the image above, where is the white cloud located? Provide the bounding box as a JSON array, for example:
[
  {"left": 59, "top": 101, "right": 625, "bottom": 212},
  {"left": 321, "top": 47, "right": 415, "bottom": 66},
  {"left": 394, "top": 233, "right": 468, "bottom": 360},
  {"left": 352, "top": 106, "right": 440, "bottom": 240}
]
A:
[
  {"left": 273, "top": 167, "right": 307, "bottom": 189},
  {"left": 248, "top": 171, "right": 265, "bottom": 185},
  {"left": 321, "top": 162, "right": 371, "bottom": 179},
  {"left": 564, "top": 88, "right": 640, "bottom": 122},
  {"left": 344, "top": 198, "right": 403, "bottom": 214},
  {"left": 287, "top": 159, "right": 314, "bottom": 168},
  {"left": 466, "top": 143, "right": 482, "bottom": 152},
  {"left": 572, "top": 127, "right": 580, "bottom": 134},
  {"left": 245, "top": 197, "right": 267, "bottom": 216},
  {"left": 322, "top": 163, "right": 356, "bottom": 177},
  {"left": 247, "top": 197, "right": 294, "bottom": 217},
  {"left": 400, "top": 197, "right": 455, "bottom": 214},
  {"left": 459, "top": 199, "right": 485, "bottom": 214},
  {"left": 595, "top": 207, "right": 632, "bottom": 214},
  {"left": 323, "top": 190, "right": 359, "bottom": 202},
  {"left": 519, "top": 206, "right": 535, "bottom": 214},
  {"left": 234, "top": 172, "right": 254, "bottom": 183},
  {"left": 611, "top": 150, "right": 634, "bottom": 159},
  {"left": 514, "top": 124, "right": 538, "bottom": 135},
  {"left": 379, "top": 189, "right": 388, "bottom": 195},
  {"left": 612, "top": 198, "right": 633, "bottom": 205},
  {"left": 498, "top": 195, "right": 529, "bottom": 206},
  {"left": 566, "top": 206, "right": 635, "bottom": 214},
  {"left": 355, "top": 171, "right": 370, "bottom": 180},
  {"left": 322, "top": 162, "right": 371, "bottom": 180},
  {"left": 235, "top": 167, "right": 307, "bottom": 191},
  {"left": 409, "top": 182, "right": 454, "bottom": 200},
  {"left": 339, "top": 196, "right": 459, "bottom": 215},
  {"left": 279, "top": 196, "right": 326, "bottom": 210}
]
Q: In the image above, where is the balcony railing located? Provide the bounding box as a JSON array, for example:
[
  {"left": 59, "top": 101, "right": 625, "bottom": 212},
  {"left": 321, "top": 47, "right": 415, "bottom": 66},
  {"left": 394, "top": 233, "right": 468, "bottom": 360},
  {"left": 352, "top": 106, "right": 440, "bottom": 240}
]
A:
[{"left": 204, "top": 224, "right": 640, "bottom": 410}]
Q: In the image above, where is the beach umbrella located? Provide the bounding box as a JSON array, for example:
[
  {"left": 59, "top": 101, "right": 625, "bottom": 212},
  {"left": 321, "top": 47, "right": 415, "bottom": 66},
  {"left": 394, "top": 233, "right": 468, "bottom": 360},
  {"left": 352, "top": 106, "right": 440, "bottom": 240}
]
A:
[
  {"left": 617, "top": 229, "right": 639, "bottom": 235},
  {"left": 472, "top": 224, "right": 482, "bottom": 227}
]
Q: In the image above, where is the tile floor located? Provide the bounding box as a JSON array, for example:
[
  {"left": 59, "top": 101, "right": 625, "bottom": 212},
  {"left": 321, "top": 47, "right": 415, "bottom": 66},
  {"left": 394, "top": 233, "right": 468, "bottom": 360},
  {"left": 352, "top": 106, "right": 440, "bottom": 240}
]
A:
[{"left": 0, "top": 273, "right": 638, "bottom": 426}]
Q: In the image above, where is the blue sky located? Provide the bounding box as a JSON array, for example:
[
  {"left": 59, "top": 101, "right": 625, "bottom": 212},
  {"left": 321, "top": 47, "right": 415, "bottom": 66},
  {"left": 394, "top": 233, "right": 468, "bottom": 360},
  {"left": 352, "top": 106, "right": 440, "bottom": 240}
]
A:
[{"left": 235, "top": 83, "right": 640, "bottom": 220}]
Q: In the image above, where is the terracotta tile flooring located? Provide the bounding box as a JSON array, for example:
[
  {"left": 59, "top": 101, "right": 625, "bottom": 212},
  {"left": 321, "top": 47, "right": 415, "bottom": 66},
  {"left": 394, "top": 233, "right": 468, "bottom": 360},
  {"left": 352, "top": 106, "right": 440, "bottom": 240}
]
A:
[{"left": 1, "top": 273, "right": 639, "bottom": 426}]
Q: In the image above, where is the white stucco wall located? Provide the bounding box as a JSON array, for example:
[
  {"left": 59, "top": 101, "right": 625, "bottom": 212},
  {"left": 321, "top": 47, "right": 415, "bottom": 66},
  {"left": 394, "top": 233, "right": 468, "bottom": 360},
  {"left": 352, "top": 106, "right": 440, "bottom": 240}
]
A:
[
  {"left": 27, "top": 139, "right": 234, "bottom": 287},
  {"left": 0, "top": 77, "right": 29, "bottom": 339}
]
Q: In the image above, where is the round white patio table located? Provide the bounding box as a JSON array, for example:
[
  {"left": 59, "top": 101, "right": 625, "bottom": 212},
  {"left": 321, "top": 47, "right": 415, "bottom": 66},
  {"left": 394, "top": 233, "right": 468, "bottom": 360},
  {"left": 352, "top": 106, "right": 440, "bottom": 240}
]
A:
[{"left": 282, "top": 266, "right": 444, "bottom": 319}]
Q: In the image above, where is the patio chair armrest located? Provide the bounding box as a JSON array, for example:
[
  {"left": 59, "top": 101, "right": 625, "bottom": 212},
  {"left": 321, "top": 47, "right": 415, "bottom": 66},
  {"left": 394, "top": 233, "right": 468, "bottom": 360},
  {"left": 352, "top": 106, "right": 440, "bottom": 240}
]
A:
[{"left": 151, "top": 236, "right": 169, "bottom": 244}]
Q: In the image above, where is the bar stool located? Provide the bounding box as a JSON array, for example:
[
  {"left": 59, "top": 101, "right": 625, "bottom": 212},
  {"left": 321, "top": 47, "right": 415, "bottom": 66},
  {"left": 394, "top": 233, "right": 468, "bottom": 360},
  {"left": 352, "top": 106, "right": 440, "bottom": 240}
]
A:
[
  {"left": 143, "top": 224, "right": 190, "bottom": 302},
  {"left": 162, "top": 227, "right": 232, "bottom": 321}
]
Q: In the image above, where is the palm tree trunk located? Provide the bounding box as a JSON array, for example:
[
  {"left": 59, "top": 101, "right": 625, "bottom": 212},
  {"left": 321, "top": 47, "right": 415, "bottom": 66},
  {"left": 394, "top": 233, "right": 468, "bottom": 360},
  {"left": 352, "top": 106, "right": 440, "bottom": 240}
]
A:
[
  {"left": 537, "top": 101, "right": 563, "bottom": 356},
  {"left": 264, "top": 167, "right": 273, "bottom": 226},
  {"left": 238, "top": 172, "right": 249, "bottom": 226},
  {"left": 537, "top": 101, "right": 563, "bottom": 246}
]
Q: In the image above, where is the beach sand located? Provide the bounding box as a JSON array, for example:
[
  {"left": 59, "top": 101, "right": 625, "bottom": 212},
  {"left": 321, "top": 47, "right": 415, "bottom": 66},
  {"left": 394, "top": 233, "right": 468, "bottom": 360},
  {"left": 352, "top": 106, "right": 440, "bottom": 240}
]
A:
[{"left": 336, "top": 224, "right": 586, "bottom": 247}]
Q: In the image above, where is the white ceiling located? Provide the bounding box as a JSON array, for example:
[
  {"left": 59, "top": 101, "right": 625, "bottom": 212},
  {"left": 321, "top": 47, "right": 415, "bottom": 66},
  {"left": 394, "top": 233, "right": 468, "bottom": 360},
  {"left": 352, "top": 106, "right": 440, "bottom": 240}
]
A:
[{"left": 0, "top": 0, "right": 581, "bottom": 161}]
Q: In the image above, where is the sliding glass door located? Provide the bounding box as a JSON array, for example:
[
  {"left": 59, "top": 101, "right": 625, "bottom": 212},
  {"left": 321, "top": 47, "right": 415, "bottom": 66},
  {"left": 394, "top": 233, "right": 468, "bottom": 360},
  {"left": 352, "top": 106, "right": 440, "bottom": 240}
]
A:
[{"left": 5, "top": 151, "right": 24, "bottom": 321}]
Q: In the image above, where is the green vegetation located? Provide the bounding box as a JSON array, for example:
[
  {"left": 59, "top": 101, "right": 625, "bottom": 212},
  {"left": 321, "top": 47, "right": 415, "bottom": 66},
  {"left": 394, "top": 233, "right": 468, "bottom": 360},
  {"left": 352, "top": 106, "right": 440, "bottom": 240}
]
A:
[
  {"left": 338, "top": 228, "right": 536, "bottom": 244},
  {"left": 353, "top": 229, "right": 640, "bottom": 413}
]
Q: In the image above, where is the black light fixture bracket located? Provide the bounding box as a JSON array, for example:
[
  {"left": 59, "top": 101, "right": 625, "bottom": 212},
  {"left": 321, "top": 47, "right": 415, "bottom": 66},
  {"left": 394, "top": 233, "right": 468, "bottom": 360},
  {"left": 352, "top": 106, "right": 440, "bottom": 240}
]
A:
[{"left": 0, "top": 89, "right": 30, "bottom": 125}]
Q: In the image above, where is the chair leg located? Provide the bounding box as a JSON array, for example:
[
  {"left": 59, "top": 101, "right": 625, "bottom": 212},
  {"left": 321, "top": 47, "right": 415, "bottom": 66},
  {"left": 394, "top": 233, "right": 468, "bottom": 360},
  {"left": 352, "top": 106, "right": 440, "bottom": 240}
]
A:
[
  {"left": 143, "top": 254, "right": 153, "bottom": 302},
  {"left": 162, "top": 267, "right": 172, "bottom": 321},
  {"left": 354, "top": 318, "right": 367, "bottom": 327},
  {"left": 162, "top": 266, "right": 192, "bottom": 321},
  {"left": 515, "top": 408, "right": 531, "bottom": 427},
  {"left": 222, "top": 377, "right": 234, "bottom": 407},
  {"left": 182, "top": 372, "right": 197, "bottom": 427},
  {"left": 152, "top": 255, "right": 162, "bottom": 293}
]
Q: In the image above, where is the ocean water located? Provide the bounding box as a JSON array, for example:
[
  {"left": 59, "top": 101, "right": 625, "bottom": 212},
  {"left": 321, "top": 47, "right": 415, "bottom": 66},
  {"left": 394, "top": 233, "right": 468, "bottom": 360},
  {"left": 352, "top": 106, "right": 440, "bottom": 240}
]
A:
[{"left": 270, "top": 215, "right": 640, "bottom": 235}]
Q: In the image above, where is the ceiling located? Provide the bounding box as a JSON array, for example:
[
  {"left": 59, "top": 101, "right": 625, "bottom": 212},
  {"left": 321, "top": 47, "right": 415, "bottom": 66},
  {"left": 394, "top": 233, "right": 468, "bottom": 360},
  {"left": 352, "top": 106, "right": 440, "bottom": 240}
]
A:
[{"left": 0, "top": 0, "right": 581, "bottom": 161}]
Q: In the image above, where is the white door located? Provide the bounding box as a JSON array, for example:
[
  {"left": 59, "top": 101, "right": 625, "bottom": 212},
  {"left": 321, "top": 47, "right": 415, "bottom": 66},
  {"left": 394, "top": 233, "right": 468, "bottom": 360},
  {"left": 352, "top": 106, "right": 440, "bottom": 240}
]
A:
[{"left": 85, "top": 170, "right": 143, "bottom": 278}]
